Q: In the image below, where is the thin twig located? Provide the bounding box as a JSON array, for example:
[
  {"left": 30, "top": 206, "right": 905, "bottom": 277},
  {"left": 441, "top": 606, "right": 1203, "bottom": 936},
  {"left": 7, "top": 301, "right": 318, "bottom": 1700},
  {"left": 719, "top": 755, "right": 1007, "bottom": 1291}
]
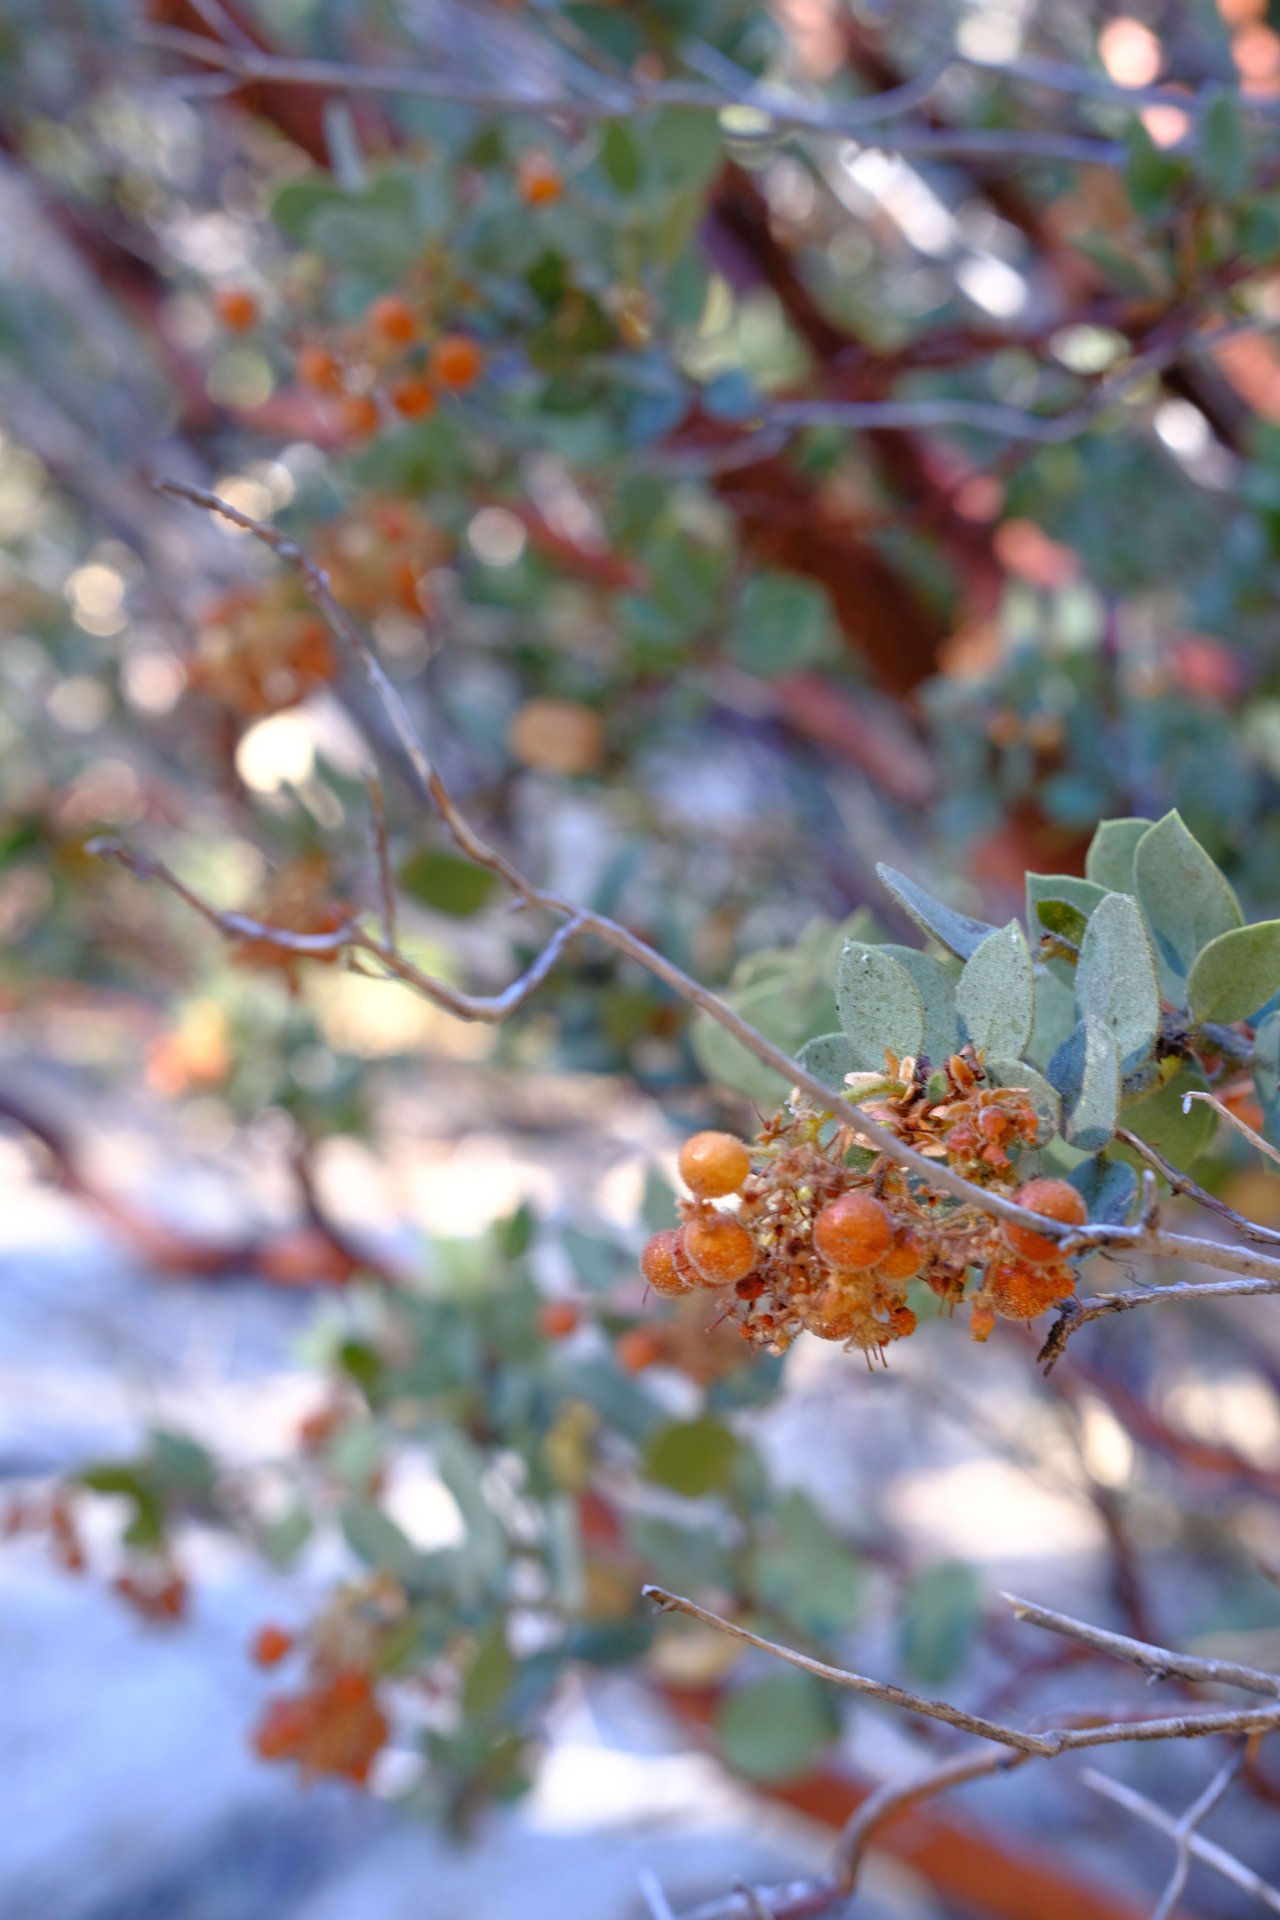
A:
[
  {"left": 1149, "top": 1742, "right": 1249, "bottom": 1920},
  {"left": 1184, "top": 1090, "right": 1280, "bottom": 1171},
  {"left": 832, "top": 1745, "right": 1029, "bottom": 1892},
  {"left": 1001, "top": 1593, "right": 1280, "bottom": 1699},
  {"left": 365, "top": 769, "right": 397, "bottom": 948},
  {"left": 138, "top": 28, "right": 1125, "bottom": 164},
  {"left": 1084, "top": 1768, "right": 1280, "bottom": 1917},
  {"left": 1117, "top": 1127, "right": 1280, "bottom": 1247},
  {"left": 644, "top": 1587, "right": 1280, "bottom": 1755},
  {"left": 639, "top": 1869, "right": 679, "bottom": 1920}
]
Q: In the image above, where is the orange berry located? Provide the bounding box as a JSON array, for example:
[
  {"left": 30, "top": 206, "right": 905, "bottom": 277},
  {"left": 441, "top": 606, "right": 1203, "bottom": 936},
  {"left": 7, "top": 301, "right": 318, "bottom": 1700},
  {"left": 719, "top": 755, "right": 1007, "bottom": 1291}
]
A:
[
  {"left": 430, "top": 334, "right": 484, "bottom": 391},
  {"left": 1000, "top": 1178, "right": 1086, "bottom": 1265},
  {"left": 805, "top": 1299, "right": 862, "bottom": 1342},
  {"left": 876, "top": 1226, "right": 926, "bottom": 1283},
  {"left": 297, "top": 344, "right": 346, "bottom": 393},
  {"left": 617, "top": 1327, "right": 664, "bottom": 1372},
  {"left": 985, "top": 1257, "right": 1075, "bottom": 1321},
  {"left": 887, "top": 1304, "right": 917, "bottom": 1338},
  {"left": 640, "top": 1228, "right": 696, "bottom": 1296},
  {"left": 252, "top": 1624, "right": 295, "bottom": 1668},
  {"left": 216, "top": 287, "right": 258, "bottom": 332},
  {"left": 509, "top": 698, "right": 604, "bottom": 776},
  {"left": 970, "top": 1300, "right": 996, "bottom": 1343},
  {"left": 367, "top": 294, "right": 418, "bottom": 345},
  {"left": 678, "top": 1130, "right": 750, "bottom": 1199},
  {"left": 539, "top": 1299, "right": 581, "bottom": 1339},
  {"left": 680, "top": 1213, "right": 756, "bottom": 1287},
  {"left": 338, "top": 394, "right": 381, "bottom": 439},
  {"left": 390, "top": 375, "right": 437, "bottom": 419},
  {"left": 813, "top": 1192, "right": 893, "bottom": 1272},
  {"left": 518, "top": 151, "right": 564, "bottom": 205}
]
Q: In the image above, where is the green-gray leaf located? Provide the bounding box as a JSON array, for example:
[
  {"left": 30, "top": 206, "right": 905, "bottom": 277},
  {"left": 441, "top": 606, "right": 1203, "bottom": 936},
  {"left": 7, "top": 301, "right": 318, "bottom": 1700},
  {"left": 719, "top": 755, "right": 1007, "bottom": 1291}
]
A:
[
  {"left": 1114, "top": 1066, "right": 1216, "bottom": 1170},
  {"left": 796, "top": 1031, "right": 856, "bottom": 1091},
  {"left": 1075, "top": 892, "right": 1161, "bottom": 1071},
  {"left": 1049, "top": 1016, "right": 1120, "bottom": 1152},
  {"left": 1187, "top": 921, "right": 1280, "bottom": 1025},
  {"left": 1134, "top": 811, "right": 1241, "bottom": 992},
  {"left": 835, "top": 943, "right": 925, "bottom": 1068},
  {"left": 643, "top": 1416, "right": 740, "bottom": 1498},
  {"left": 1085, "top": 817, "right": 1150, "bottom": 894},
  {"left": 1026, "top": 873, "right": 1107, "bottom": 943},
  {"left": 882, "top": 946, "right": 959, "bottom": 1066},
  {"left": 900, "top": 1561, "right": 982, "bottom": 1686},
  {"left": 956, "top": 921, "right": 1033, "bottom": 1059},
  {"left": 1067, "top": 1155, "right": 1137, "bottom": 1225},
  {"left": 1254, "top": 1010, "right": 1280, "bottom": 1143},
  {"left": 714, "top": 1670, "right": 838, "bottom": 1783},
  {"left": 875, "top": 864, "right": 998, "bottom": 962}
]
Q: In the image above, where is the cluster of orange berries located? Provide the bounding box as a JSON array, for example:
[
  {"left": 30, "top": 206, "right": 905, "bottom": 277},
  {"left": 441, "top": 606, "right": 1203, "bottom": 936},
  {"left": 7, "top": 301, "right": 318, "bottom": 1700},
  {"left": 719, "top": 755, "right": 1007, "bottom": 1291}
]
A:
[
  {"left": 249, "top": 1576, "right": 400, "bottom": 1786},
  {"left": 294, "top": 292, "right": 487, "bottom": 438},
  {"left": 640, "top": 1054, "right": 1087, "bottom": 1361},
  {"left": 318, "top": 498, "right": 449, "bottom": 622}
]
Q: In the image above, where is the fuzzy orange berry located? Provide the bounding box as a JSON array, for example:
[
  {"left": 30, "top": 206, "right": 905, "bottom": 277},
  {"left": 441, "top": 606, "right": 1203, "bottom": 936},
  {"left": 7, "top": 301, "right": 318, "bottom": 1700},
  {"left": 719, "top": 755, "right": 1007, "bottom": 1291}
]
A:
[
  {"left": 518, "top": 151, "right": 564, "bottom": 206},
  {"left": 678, "top": 1130, "right": 750, "bottom": 1199},
  {"left": 877, "top": 1226, "right": 926, "bottom": 1283},
  {"left": 297, "top": 344, "right": 346, "bottom": 393},
  {"left": 887, "top": 1304, "right": 917, "bottom": 1338},
  {"left": 390, "top": 375, "right": 436, "bottom": 419},
  {"left": 539, "top": 1299, "right": 581, "bottom": 1339},
  {"left": 337, "top": 394, "right": 381, "bottom": 439},
  {"left": 367, "top": 294, "right": 418, "bottom": 345},
  {"left": 616, "top": 1327, "right": 664, "bottom": 1372},
  {"left": 430, "top": 334, "right": 484, "bottom": 391},
  {"left": 813, "top": 1191, "right": 893, "bottom": 1272},
  {"left": 680, "top": 1213, "right": 756, "bottom": 1287},
  {"left": 252, "top": 1624, "right": 295, "bottom": 1668},
  {"left": 216, "top": 287, "right": 259, "bottom": 332},
  {"left": 1000, "top": 1178, "right": 1086, "bottom": 1264},
  {"left": 639, "top": 1228, "right": 695, "bottom": 1297},
  {"left": 986, "top": 1257, "right": 1075, "bottom": 1321}
]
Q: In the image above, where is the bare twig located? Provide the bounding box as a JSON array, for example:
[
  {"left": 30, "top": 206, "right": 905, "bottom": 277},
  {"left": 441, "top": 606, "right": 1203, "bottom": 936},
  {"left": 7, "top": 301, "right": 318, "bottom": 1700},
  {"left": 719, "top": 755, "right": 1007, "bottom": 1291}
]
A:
[
  {"left": 365, "top": 769, "right": 397, "bottom": 948},
  {"left": 1149, "top": 1743, "right": 1249, "bottom": 1920},
  {"left": 1184, "top": 1090, "right": 1280, "bottom": 1171},
  {"left": 1001, "top": 1593, "right": 1280, "bottom": 1698},
  {"left": 139, "top": 27, "right": 1125, "bottom": 165},
  {"left": 643, "top": 1587, "right": 1280, "bottom": 1755},
  {"left": 1117, "top": 1128, "right": 1280, "bottom": 1248},
  {"left": 832, "top": 1745, "right": 1029, "bottom": 1892},
  {"left": 1084, "top": 1767, "right": 1280, "bottom": 1917},
  {"left": 639, "top": 1870, "right": 679, "bottom": 1920}
]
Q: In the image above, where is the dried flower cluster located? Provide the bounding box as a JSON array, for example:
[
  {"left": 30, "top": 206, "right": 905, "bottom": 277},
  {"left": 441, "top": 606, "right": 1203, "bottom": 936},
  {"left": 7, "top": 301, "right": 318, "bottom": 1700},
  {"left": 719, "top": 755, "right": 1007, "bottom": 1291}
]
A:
[
  {"left": 250, "top": 1573, "right": 400, "bottom": 1786},
  {"left": 642, "top": 1050, "right": 1084, "bottom": 1361}
]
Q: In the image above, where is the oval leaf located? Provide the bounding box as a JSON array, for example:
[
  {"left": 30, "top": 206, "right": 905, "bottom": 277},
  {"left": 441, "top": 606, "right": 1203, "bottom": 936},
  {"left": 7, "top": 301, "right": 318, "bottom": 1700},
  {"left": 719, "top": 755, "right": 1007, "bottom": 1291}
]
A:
[
  {"left": 1085, "top": 817, "right": 1151, "bottom": 894},
  {"left": 796, "top": 1031, "right": 856, "bottom": 1091},
  {"left": 875, "top": 863, "right": 998, "bottom": 962},
  {"left": 882, "top": 946, "right": 959, "bottom": 1066},
  {"left": 1075, "top": 892, "right": 1161, "bottom": 1071},
  {"left": 1134, "top": 811, "right": 1241, "bottom": 991},
  {"left": 1066, "top": 1155, "right": 1138, "bottom": 1225},
  {"left": 835, "top": 942, "right": 925, "bottom": 1068},
  {"left": 643, "top": 1416, "right": 740, "bottom": 1498},
  {"left": 956, "top": 921, "right": 1034, "bottom": 1060},
  {"left": 1049, "top": 1016, "right": 1120, "bottom": 1152},
  {"left": 714, "top": 1670, "right": 839, "bottom": 1784},
  {"left": 1187, "top": 921, "right": 1280, "bottom": 1025}
]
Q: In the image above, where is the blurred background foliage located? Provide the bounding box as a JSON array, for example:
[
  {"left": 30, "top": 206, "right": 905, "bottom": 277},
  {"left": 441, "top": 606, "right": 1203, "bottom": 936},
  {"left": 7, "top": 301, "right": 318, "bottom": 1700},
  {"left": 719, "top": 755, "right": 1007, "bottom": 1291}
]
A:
[{"left": 6, "top": 2, "right": 1280, "bottom": 1917}]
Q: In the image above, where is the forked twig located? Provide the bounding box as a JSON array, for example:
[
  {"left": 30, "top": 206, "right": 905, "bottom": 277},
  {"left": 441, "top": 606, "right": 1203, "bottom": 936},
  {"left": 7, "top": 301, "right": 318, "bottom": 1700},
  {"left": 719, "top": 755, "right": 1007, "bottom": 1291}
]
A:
[{"left": 1085, "top": 1767, "right": 1280, "bottom": 1916}]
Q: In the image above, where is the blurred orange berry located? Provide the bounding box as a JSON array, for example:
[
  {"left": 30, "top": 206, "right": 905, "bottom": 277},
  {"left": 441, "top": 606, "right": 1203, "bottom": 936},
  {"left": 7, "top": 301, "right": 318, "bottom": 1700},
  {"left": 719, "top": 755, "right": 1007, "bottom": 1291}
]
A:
[
  {"left": 297, "top": 344, "right": 346, "bottom": 393},
  {"left": 216, "top": 287, "right": 259, "bottom": 332},
  {"left": 518, "top": 151, "right": 564, "bottom": 205},
  {"left": 509, "top": 698, "right": 604, "bottom": 776},
  {"left": 367, "top": 294, "right": 418, "bottom": 345},
  {"left": 252, "top": 1624, "right": 296, "bottom": 1668},
  {"left": 430, "top": 334, "right": 484, "bottom": 391},
  {"left": 616, "top": 1327, "right": 664, "bottom": 1372},
  {"left": 337, "top": 394, "right": 381, "bottom": 440},
  {"left": 539, "top": 1300, "right": 581, "bottom": 1339},
  {"left": 390, "top": 375, "right": 437, "bottom": 419}
]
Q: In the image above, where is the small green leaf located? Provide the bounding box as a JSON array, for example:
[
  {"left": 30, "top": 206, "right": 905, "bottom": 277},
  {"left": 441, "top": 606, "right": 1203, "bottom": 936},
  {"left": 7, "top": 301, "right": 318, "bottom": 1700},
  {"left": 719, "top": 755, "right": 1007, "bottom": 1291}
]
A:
[
  {"left": 1085, "top": 817, "right": 1150, "bottom": 894},
  {"left": 599, "top": 122, "right": 642, "bottom": 194},
  {"left": 1134, "top": 811, "right": 1241, "bottom": 991},
  {"left": 956, "top": 921, "right": 1034, "bottom": 1060},
  {"left": 882, "top": 946, "right": 959, "bottom": 1066},
  {"left": 260, "top": 1507, "right": 312, "bottom": 1567},
  {"left": 796, "top": 1031, "right": 856, "bottom": 1091},
  {"left": 729, "top": 572, "right": 834, "bottom": 678},
  {"left": 462, "top": 1622, "right": 516, "bottom": 1719},
  {"left": 643, "top": 1416, "right": 740, "bottom": 1498},
  {"left": 1067, "top": 1156, "right": 1137, "bottom": 1225},
  {"left": 1114, "top": 1066, "right": 1216, "bottom": 1170},
  {"left": 341, "top": 1500, "right": 428, "bottom": 1584},
  {"left": 1126, "top": 116, "right": 1186, "bottom": 219},
  {"left": 714, "top": 1670, "right": 838, "bottom": 1783},
  {"left": 399, "top": 847, "right": 497, "bottom": 917},
  {"left": 984, "top": 1059, "right": 1060, "bottom": 1144},
  {"left": 835, "top": 943, "right": 925, "bottom": 1067},
  {"left": 1199, "top": 86, "right": 1249, "bottom": 200},
  {"left": 1049, "top": 1017, "right": 1120, "bottom": 1152},
  {"left": 1254, "top": 1010, "right": 1280, "bottom": 1142},
  {"left": 747, "top": 1493, "right": 861, "bottom": 1639},
  {"left": 900, "top": 1561, "right": 982, "bottom": 1686},
  {"left": 875, "top": 864, "right": 997, "bottom": 962},
  {"left": 1075, "top": 892, "right": 1161, "bottom": 1070},
  {"left": 1187, "top": 921, "right": 1280, "bottom": 1025},
  {"left": 1026, "top": 873, "right": 1107, "bottom": 944}
]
